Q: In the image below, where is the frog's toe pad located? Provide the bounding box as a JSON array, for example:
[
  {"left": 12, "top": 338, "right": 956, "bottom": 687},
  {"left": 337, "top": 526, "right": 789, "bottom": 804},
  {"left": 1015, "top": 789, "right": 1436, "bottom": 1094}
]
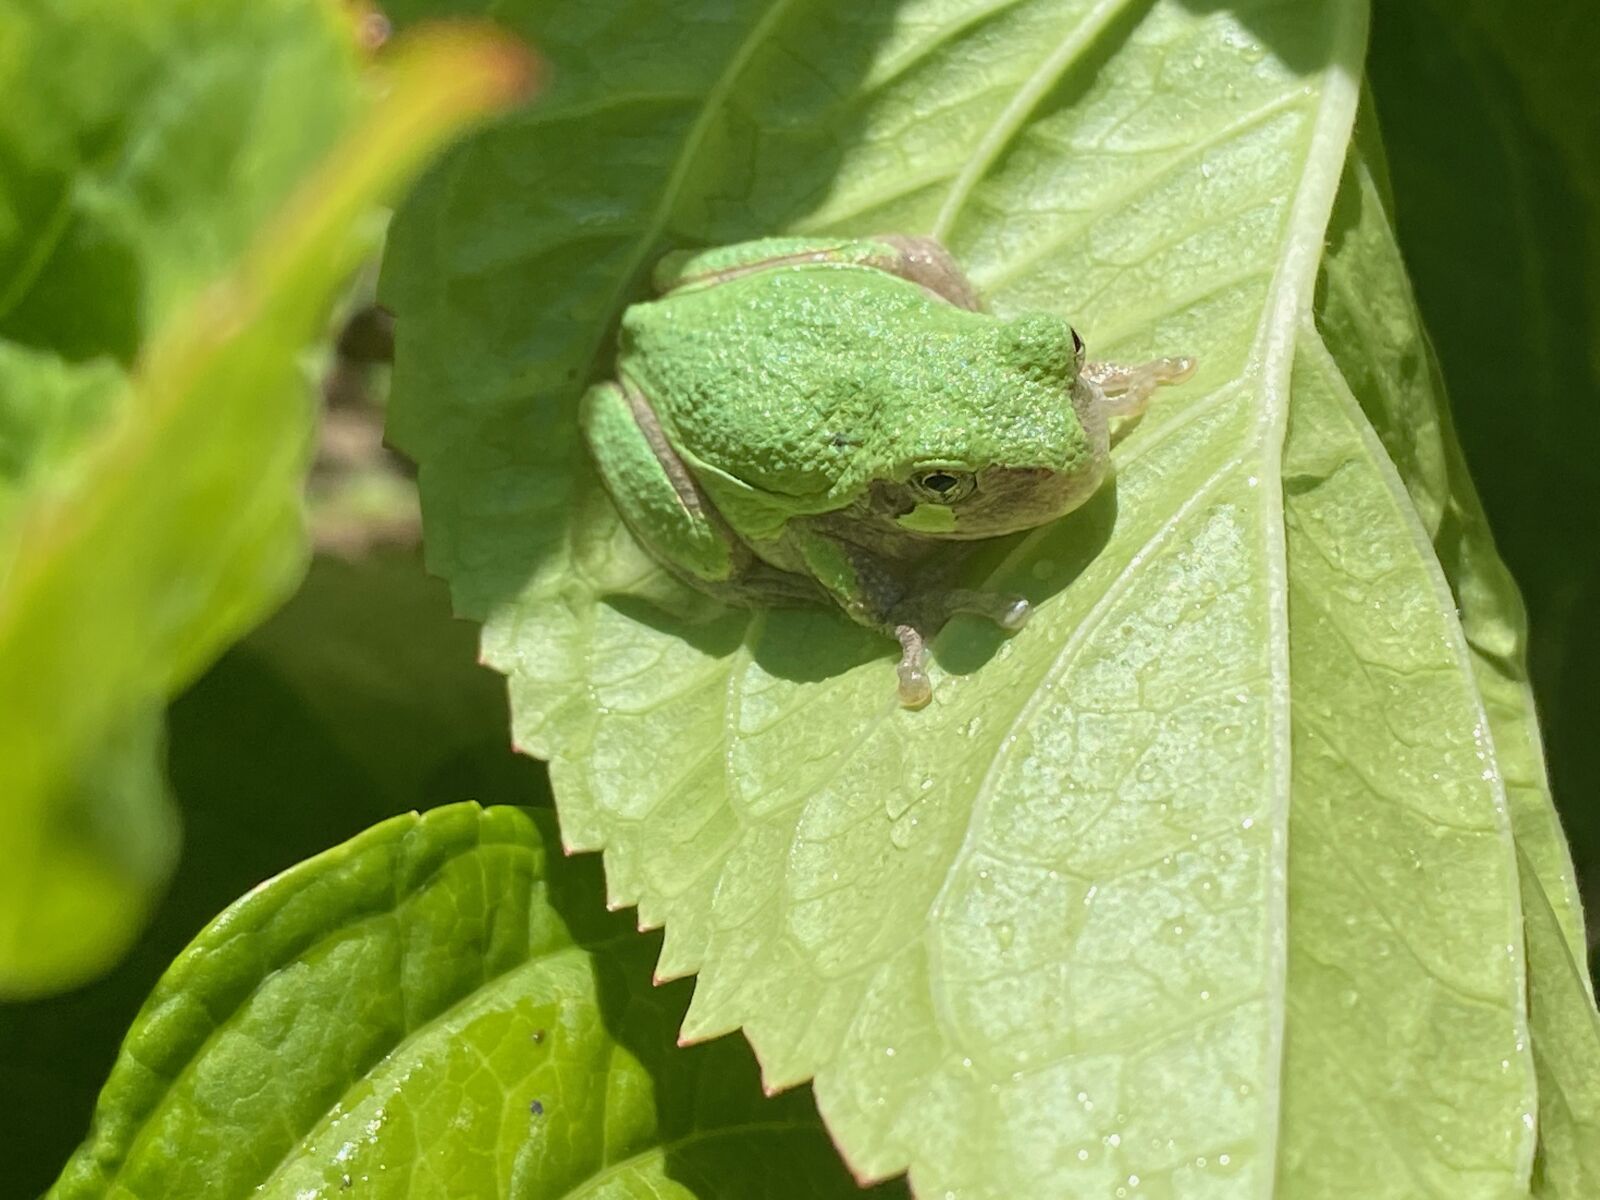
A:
[
  {"left": 1161, "top": 355, "right": 1199, "bottom": 384},
  {"left": 897, "top": 666, "right": 933, "bottom": 709},
  {"left": 997, "top": 597, "right": 1031, "bottom": 631},
  {"left": 894, "top": 623, "right": 933, "bottom": 708}
]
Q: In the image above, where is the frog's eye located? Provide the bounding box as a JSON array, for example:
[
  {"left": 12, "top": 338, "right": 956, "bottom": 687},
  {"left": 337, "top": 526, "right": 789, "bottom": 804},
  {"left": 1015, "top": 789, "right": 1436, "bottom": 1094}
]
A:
[
  {"left": 1070, "top": 327, "right": 1085, "bottom": 358},
  {"left": 912, "top": 469, "right": 977, "bottom": 504}
]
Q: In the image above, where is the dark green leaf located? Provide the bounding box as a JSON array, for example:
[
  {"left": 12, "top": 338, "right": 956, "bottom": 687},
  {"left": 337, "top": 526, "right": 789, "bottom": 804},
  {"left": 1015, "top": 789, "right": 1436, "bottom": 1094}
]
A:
[{"left": 48, "top": 803, "right": 902, "bottom": 1199}]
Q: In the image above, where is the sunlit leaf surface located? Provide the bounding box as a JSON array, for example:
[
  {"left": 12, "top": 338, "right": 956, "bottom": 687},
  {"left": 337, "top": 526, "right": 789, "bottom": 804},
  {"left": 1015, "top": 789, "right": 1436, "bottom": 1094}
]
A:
[{"left": 382, "top": 1, "right": 1598, "bottom": 1193}]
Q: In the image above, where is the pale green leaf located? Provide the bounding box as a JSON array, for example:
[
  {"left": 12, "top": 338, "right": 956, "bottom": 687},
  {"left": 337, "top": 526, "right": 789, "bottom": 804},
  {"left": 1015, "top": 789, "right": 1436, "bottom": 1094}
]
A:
[
  {"left": 1367, "top": 0, "right": 1600, "bottom": 970},
  {"left": 49, "top": 803, "right": 902, "bottom": 1199},
  {"left": 1307, "top": 102, "right": 1599, "bottom": 1196},
  {"left": 0, "top": 0, "right": 360, "bottom": 364},
  {"left": 0, "top": 21, "right": 532, "bottom": 997},
  {"left": 0, "top": 0, "right": 361, "bottom": 998},
  {"left": 384, "top": 0, "right": 1592, "bottom": 1193},
  {"left": 1520, "top": 848, "right": 1600, "bottom": 1197}
]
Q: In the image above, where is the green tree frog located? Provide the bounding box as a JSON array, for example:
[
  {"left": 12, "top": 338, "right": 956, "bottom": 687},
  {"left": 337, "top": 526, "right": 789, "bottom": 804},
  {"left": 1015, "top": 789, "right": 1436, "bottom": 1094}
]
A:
[{"left": 580, "top": 236, "right": 1194, "bottom": 707}]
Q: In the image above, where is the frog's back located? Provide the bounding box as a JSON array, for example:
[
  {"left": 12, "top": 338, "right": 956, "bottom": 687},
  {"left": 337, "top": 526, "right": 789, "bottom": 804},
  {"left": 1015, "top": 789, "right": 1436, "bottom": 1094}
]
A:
[{"left": 619, "top": 264, "right": 1025, "bottom": 503}]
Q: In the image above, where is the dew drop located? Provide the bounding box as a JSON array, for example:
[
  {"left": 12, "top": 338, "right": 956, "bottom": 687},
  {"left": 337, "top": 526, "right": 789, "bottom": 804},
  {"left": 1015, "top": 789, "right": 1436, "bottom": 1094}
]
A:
[{"left": 994, "top": 921, "right": 1016, "bottom": 950}]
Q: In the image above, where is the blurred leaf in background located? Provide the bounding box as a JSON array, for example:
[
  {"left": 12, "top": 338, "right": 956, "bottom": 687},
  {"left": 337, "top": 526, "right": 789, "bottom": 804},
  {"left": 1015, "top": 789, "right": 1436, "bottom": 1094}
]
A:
[
  {"left": 0, "top": 550, "right": 551, "bottom": 1197},
  {"left": 0, "top": 0, "right": 361, "bottom": 998},
  {"left": 0, "top": 1, "right": 532, "bottom": 998},
  {"left": 1368, "top": 0, "right": 1600, "bottom": 972}
]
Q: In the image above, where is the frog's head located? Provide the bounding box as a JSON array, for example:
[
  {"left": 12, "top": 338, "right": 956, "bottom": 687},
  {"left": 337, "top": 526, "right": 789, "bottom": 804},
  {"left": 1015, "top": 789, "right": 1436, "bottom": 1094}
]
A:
[{"left": 876, "top": 312, "right": 1111, "bottom": 539}]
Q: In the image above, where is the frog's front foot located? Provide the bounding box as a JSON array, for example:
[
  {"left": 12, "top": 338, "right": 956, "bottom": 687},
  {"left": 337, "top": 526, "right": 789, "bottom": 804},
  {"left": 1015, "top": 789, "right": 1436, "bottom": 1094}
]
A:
[
  {"left": 889, "top": 588, "right": 1032, "bottom": 708},
  {"left": 942, "top": 588, "right": 1031, "bottom": 631},
  {"left": 1084, "top": 355, "right": 1198, "bottom": 419}
]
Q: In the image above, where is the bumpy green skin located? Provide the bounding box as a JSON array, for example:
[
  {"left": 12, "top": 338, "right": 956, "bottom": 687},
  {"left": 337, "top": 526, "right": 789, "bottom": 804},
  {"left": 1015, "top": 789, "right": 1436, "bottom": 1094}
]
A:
[{"left": 580, "top": 236, "right": 1187, "bottom": 705}]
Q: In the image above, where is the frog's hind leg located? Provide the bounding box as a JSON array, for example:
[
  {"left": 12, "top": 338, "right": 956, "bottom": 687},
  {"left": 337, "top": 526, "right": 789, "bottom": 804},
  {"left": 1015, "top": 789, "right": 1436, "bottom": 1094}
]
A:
[
  {"left": 1082, "top": 356, "right": 1197, "bottom": 418},
  {"left": 581, "top": 379, "right": 743, "bottom": 586},
  {"left": 581, "top": 380, "right": 823, "bottom": 607}
]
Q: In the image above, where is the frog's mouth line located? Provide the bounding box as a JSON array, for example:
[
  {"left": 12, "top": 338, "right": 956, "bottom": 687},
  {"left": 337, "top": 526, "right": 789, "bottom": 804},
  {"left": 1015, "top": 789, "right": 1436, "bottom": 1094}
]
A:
[
  {"left": 950, "top": 463, "right": 1108, "bottom": 538},
  {"left": 867, "top": 463, "right": 1106, "bottom": 540}
]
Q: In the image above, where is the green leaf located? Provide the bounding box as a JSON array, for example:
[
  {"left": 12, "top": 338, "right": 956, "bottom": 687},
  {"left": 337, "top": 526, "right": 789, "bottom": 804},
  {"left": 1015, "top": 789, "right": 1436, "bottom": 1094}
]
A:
[
  {"left": 384, "top": 0, "right": 1594, "bottom": 1193},
  {"left": 0, "top": 549, "right": 551, "bottom": 1196},
  {"left": 49, "top": 803, "right": 903, "bottom": 1199},
  {"left": 0, "top": 18, "right": 533, "bottom": 998},
  {"left": 1367, "top": 0, "right": 1600, "bottom": 975},
  {"left": 1521, "top": 849, "right": 1600, "bottom": 1198},
  {"left": 0, "top": 0, "right": 362, "bottom": 366},
  {"left": 0, "top": 344, "right": 127, "bottom": 503},
  {"left": 1303, "top": 109, "right": 1599, "bottom": 1195},
  {"left": 0, "top": 0, "right": 359, "bottom": 998}
]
